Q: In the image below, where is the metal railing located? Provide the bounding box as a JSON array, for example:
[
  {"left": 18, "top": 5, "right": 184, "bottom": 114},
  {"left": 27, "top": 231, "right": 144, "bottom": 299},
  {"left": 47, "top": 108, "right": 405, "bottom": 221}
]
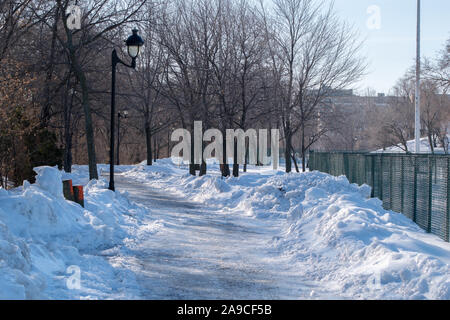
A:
[{"left": 309, "top": 151, "right": 450, "bottom": 242}]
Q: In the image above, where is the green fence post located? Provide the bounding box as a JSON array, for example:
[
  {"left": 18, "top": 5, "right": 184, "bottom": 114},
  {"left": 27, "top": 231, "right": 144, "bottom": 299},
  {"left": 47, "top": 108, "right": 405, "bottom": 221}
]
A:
[
  {"left": 379, "top": 154, "right": 384, "bottom": 203},
  {"left": 389, "top": 156, "right": 393, "bottom": 210},
  {"left": 371, "top": 155, "right": 375, "bottom": 198},
  {"left": 401, "top": 156, "right": 404, "bottom": 213},
  {"left": 446, "top": 157, "right": 449, "bottom": 242},
  {"left": 343, "top": 153, "right": 348, "bottom": 177},
  {"left": 413, "top": 156, "right": 418, "bottom": 223},
  {"left": 427, "top": 156, "right": 433, "bottom": 233}
]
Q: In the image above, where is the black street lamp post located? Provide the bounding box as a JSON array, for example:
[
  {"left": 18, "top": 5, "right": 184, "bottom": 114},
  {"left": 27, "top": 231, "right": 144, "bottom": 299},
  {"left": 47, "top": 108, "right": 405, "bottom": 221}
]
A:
[
  {"left": 109, "top": 29, "right": 144, "bottom": 191},
  {"left": 117, "top": 110, "right": 128, "bottom": 166}
]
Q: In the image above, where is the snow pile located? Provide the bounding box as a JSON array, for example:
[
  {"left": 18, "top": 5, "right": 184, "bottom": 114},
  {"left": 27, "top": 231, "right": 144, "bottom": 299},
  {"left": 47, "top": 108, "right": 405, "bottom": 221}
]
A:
[
  {"left": 274, "top": 174, "right": 450, "bottom": 299},
  {"left": 0, "top": 166, "right": 148, "bottom": 299},
  {"left": 243, "top": 173, "right": 449, "bottom": 299},
  {"left": 238, "top": 173, "right": 449, "bottom": 299},
  {"left": 121, "top": 159, "right": 450, "bottom": 299}
]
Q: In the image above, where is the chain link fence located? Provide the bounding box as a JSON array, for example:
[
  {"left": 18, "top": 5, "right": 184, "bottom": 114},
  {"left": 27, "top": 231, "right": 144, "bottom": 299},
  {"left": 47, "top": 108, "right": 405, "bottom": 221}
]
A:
[{"left": 309, "top": 151, "right": 450, "bottom": 242}]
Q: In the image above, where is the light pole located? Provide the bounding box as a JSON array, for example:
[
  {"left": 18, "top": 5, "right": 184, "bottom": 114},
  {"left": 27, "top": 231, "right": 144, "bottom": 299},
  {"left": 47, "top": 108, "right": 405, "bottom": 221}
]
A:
[
  {"left": 415, "top": 0, "right": 421, "bottom": 153},
  {"left": 117, "top": 110, "right": 128, "bottom": 166},
  {"left": 109, "top": 29, "right": 144, "bottom": 191}
]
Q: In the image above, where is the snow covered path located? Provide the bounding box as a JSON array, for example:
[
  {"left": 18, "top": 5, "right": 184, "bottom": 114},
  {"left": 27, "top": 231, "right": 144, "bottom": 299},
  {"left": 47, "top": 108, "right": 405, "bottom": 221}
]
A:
[
  {"left": 113, "top": 174, "right": 332, "bottom": 299},
  {"left": 1, "top": 161, "right": 448, "bottom": 299}
]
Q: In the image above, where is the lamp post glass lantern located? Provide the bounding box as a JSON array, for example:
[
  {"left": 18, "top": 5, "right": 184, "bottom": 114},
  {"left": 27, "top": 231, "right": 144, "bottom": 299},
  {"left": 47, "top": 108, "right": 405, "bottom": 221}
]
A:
[
  {"left": 109, "top": 29, "right": 144, "bottom": 191},
  {"left": 126, "top": 29, "right": 144, "bottom": 59}
]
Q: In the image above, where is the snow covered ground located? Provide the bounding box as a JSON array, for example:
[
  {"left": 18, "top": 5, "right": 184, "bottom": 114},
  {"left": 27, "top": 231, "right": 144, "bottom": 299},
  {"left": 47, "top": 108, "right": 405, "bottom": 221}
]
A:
[
  {"left": 374, "top": 135, "right": 449, "bottom": 154},
  {"left": 0, "top": 166, "right": 152, "bottom": 299},
  {"left": 0, "top": 159, "right": 449, "bottom": 299}
]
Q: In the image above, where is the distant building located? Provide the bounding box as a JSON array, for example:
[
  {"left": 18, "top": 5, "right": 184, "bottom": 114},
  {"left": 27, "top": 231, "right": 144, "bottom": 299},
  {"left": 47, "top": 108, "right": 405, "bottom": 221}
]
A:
[
  {"left": 309, "top": 86, "right": 354, "bottom": 97},
  {"left": 311, "top": 88, "right": 396, "bottom": 151}
]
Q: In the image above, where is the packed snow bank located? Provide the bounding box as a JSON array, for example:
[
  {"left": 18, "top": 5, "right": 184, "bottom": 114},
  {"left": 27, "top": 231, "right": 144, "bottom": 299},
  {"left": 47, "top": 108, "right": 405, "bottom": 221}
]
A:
[
  {"left": 274, "top": 174, "right": 450, "bottom": 299},
  {"left": 0, "top": 166, "right": 148, "bottom": 299},
  {"left": 122, "top": 159, "right": 450, "bottom": 299}
]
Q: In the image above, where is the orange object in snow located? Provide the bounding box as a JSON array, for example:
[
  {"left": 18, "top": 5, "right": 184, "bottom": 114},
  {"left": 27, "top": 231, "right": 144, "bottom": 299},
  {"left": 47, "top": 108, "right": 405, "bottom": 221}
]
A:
[
  {"left": 63, "top": 180, "right": 74, "bottom": 201},
  {"left": 73, "top": 185, "right": 84, "bottom": 207}
]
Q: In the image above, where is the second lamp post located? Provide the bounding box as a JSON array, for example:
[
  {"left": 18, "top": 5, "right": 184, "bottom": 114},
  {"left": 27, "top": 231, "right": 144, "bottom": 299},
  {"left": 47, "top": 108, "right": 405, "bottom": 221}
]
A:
[
  {"left": 117, "top": 110, "right": 128, "bottom": 166},
  {"left": 109, "top": 29, "right": 144, "bottom": 191}
]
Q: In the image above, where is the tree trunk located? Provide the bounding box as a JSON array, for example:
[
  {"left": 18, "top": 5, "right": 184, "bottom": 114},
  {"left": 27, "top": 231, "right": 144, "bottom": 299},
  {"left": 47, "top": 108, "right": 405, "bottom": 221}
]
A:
[
  {"left": 301, "top": 148, "right": 307, "bottom": 172},
  {"left": 153, "top": 135, "right": 158, "bottom": 162},
  {"left": 285, "top": 134, "right": 292, "bottom": 173},
  {"left": 301, "top": 125, "right": 306, "bottom": 172},
  {"left": 402, "top": 142, "right": 409, "bottom": 153},
  {"left": 41, "top": 5, "right": 60, "bottom": 128},
  {"left": 62, "top": 7, "right": 98, "bottom": 180},
  {"left": 189, "top": 123, "right": 196, "bottom": 175},
  {"left": 221, "top": 130, "right": 230, "bottom": 177},
  {"left": 200, "top": 160, "right": 207, "bottom": 176},
  {"left": 200, "top": 159, "right": 207, "bottom": 176},
  {"left": 63, "top": 83, "right": 73, "bottom": 173},
  {"left": 199, "top": 138, "right": 207, "bottom": 176},
  {"left": 167, "top": 129, "right": 171, "bottom": 158},
  {"left": 428, "top": 131, "right": 434, "bottom": 154},
  {"left": 233, "top": 138, "right": 239, "bottom": 177},
  {"left": 243, "top": 140, "right": 249, "bottom": 172},
  {"left": 145, "top": 124, "right": 153, "bottom": 165},
  {"left": 155, "top": 139, "right": 159, "bottom": 161},
  {"left": 291, "top": 152, "right": 299, "bottom": 173},
  {"left": 79, "top": 72, "right": 98, "bottom": 180},
  {"left": 63, "top": 135, "right": 73, "bottom": 173}
]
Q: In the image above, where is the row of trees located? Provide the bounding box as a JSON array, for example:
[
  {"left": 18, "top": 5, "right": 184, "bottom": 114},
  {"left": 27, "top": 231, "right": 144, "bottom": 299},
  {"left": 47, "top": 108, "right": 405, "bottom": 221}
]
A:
[
  {"left": 0, "top": 0, "right": 368, "bottom": 187},
  {"left": 1, "top": 0, "right": 149, "bottom": 186},
  {"left": 3, "top": 0, "right": 446, "bottom": 187},
  {"left": 136, "top": 0, "right": 368, "bottom": 175}
]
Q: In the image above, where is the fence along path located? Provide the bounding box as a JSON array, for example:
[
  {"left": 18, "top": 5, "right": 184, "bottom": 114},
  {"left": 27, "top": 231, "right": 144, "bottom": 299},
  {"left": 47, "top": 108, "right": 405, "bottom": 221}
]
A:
[{"left": 308, "top": 151, "right": 450, "bottom": 242}]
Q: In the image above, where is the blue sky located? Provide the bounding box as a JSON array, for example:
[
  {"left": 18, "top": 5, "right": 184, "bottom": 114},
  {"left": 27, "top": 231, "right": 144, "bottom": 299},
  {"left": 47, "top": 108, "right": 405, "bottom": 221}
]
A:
[{"left": 330, "top": 0, "right": 450, "bottom": 94}]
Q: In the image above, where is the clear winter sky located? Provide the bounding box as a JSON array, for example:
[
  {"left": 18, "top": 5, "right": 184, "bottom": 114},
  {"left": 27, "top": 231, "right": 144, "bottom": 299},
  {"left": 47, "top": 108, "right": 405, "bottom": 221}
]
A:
[{"left": 329, "top": 0, "right": 450, "bottom": 95}]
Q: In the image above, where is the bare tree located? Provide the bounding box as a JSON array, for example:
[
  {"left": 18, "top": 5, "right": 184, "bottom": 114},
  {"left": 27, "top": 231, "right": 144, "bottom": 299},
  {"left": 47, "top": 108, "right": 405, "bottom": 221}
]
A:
[
  {"left": 0, "top": 0, "right": 49, "bottom": 62},
  {"left": 54, "top": 0, "right": 147, "bottom": 180},
  {"left": 262, "top": 0, "right": 366, "bottom": 172},
  {"left": 424, "top": 38, "right": 450, "bottom": 93},
  {"left": 157, "top": 0, "right": 219, "bottom": 175},
  {"left": 260, "top": 0, "right": 315, "bottom": 173}
]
